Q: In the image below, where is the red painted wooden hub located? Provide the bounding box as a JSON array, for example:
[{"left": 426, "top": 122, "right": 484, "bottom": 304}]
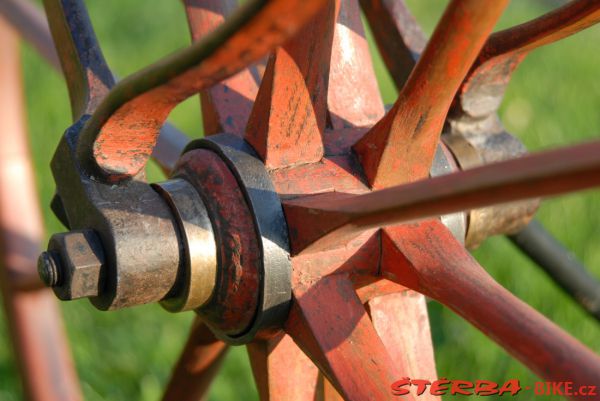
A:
[{"left": 1, "top": 1, "right": 600, "bottom": 400}]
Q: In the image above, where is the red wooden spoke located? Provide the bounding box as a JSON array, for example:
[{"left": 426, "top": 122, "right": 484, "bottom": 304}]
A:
[
  {"left": 316, "top": 373, "right": 345, "bottom": 401},
  {"left": 355, "top": 279, "right": 408, "bottom": 304},
  {"left": 245, "top": 1, "right": 339, "bottom": 169},
  {"left": 327, "top": 0, "right": 384, "bottom": 129},
  {"left": 359, "top": 0, "right": 425, "bottom": 89},
  {"left": 183, "top": 0, "right": 259, "bottom": 137},
  {"left": 381, "top": 221, "right": 600, "bottom": 393},
  {"left": 459, "top": 0, "right": 600, "bottom": 119},
  {"left": 76, "top": 0, "right": 328, "bottom": 181},
  {"left": 285, "top": 273, "right": 404, "bottom": 401},
  {"left": 0, "top": 19, "right": 82, "bottom": 401},
  {"left": 283, "top": 139, "right": 600, "bottom": 253},
  {"left": 354, "top": 0, "right": 509, "bottom": 189},
  {"left": 0, "top": 0, "right": 188, "bottom": 175},
  {"left": 161, "top": 318, "right": 228, "bottom": 401},
  {"left": 42, "top": 0, "right": 114, "bottom": 121},
  {"left": 247, "top": 333, "right": 319, "bottom": 401},
  {"left": 368, "top": 292, "right": 439, "bottom": 401}
]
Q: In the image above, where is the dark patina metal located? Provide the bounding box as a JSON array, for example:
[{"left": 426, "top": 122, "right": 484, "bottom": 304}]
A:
[
  {"left": 183, "top": 133, "right": 292, "bottom": 344},
  {"left": 443, "top": 115, "right": 540, "bottom": 248},
  {"left": 47, "top": 121, "right": 181, "bottom": 310}
]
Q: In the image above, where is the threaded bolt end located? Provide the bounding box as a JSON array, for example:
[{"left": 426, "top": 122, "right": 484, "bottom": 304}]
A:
[{"left": 37, "top": 251, "right": 60, "bottom": 287}]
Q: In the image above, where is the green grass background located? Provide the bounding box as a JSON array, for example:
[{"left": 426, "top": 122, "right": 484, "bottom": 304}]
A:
[{"left": 1, "top": 0, "right": 599, "bottom": 399}]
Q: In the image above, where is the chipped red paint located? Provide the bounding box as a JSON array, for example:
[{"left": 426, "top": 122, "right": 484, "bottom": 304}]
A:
[
  {"left": 174, "top": 149, "right": 260, "bottom": 336},
  {"left": 10, "top": 0, "right": 600, "bottom": 399},
  {"left": 183, "top": 0, "right": 259, "bottom": 137},
  {"left": 162, "top": 318, "right": 228, "bottom": 401},
  {"left": 245, "top": 1, "right": 339, "bottom": 169},
  {"left": 282, "top": 139, "right": 600, "bottom": 253},
  {"left": 79, "top": 0, "right": 329, "bottom": 180},
  {"left": 381, "top": 220, "right": 600, "bottom": 395},
  {"left": 354, "top": 0, "right": 509, "bottom": 189}
]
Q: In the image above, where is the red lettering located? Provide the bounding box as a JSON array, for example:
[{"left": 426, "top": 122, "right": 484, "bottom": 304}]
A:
[
  {"left": 475, "top": 380, "right": 499, "bottom": 396},
  {"left": 552, "top": 382, "right": 564, "bottom": 395},
  {"left": 534, "top": 382, "right": 546, "bottom": 395},
  {"left": 588, "top": 385, "right": 597, "bottom": 396},
  {"left": 430, "top": 378, "right": 450, "bottom": 396},
  {"left": 391, "top": 377, "right": 411, "bottom": 396},
  {"left": 450, "top": 380, "right": 474, "bottom": 395},
  {"left": 410, "top": 379, "right": 431, "bottom": 396},
  {"left": 498, "top": 379, "right": 522, "bottom": 396},
  {"left": 564, "top": 382, "right": 573, "bottom": 396}
]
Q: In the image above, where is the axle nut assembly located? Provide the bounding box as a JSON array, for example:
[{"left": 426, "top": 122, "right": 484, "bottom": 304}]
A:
[{"left": 38, "top": 229, "right": 105, "bottom": 300}]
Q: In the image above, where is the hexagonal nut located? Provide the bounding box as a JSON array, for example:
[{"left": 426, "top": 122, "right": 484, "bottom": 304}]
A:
[{"left": 48, "top": 229, "right": 105, "bottom": 300}]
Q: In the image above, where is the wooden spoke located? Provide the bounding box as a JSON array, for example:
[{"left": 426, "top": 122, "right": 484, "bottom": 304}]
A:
[
  {"left": 381, "top": 220, "right": 600, "bottom": 390},
  {"left": 0, "top": 19, "right": 82, "bottom": 401},
  {"left": 285, "top": 274, "right": 403, "bottom": 401},
  {"left": 183, "top": 0, "right": 259, "bottom": 137},
  {"left": 42, "top": 0, "right": 114, "bottom": 121},
  {"left": 459, "top": 0, "right": 600, "bottom": 119},
  {"left": 354, "top": 0, "right": 508, "bottom": 188},
  {"left": 283, "top": 139, "right": 600, "bottom": 253},
  {"left": 161, "top": 318, "right": 228, "bottom": 401},
  {"left": 368, "top": 292, "right": 439, "bottom": 401},
  {"left": 327, "top": 0, "right": 384, "bottom": 129},
  {"left": 359, "top": 0, "right": 425, "bottom": 89},
  {"left": 247, "top": 333, "right": 319, "bottom": 401},
  {"left": 316, "top": 374, "right": 345, "bottom": 401},
  {"left": 245, "top": 1, "right": 338, "bottom": 169},
  {"left": 76, "top": 0, "right": 328, "bottom": 181}
]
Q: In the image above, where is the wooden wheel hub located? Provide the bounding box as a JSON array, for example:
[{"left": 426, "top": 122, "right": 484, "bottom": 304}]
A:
[{"left": 2, "top": 0, "right": 599, "bottom": 400}]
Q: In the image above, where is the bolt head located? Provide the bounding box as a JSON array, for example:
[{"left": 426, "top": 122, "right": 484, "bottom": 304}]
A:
[{"left": 47, "top": 230, "right": 105, "bottom": 300}]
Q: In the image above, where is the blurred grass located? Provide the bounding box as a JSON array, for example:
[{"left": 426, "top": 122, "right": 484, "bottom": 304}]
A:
[{"left": 0, "top": 1, "right": 599, "bottom": 400}]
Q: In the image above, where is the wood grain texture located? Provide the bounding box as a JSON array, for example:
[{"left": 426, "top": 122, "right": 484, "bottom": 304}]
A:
[
  {"left": 381, "top": 221, "right": 600, "bottom": 397},
  {"left": 184, "top": 0, "right": 259, "bottom": 137},
  {"left": 245, "top": 0, "right": 339, "bottom": 169},
  {"left": 247, "top": 333, "right": 319, "bottom": 401},
  {"left": 354, "top": 0, "right": 509, "bottom": 188}
]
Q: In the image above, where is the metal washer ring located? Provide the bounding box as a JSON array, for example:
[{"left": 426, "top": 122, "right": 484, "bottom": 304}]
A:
[
  {"left": 185, "top": 133, "right": 292, "bottom": 344},
  {"left": 153, "top": 178, "right": 218, "bottom": 312}
]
